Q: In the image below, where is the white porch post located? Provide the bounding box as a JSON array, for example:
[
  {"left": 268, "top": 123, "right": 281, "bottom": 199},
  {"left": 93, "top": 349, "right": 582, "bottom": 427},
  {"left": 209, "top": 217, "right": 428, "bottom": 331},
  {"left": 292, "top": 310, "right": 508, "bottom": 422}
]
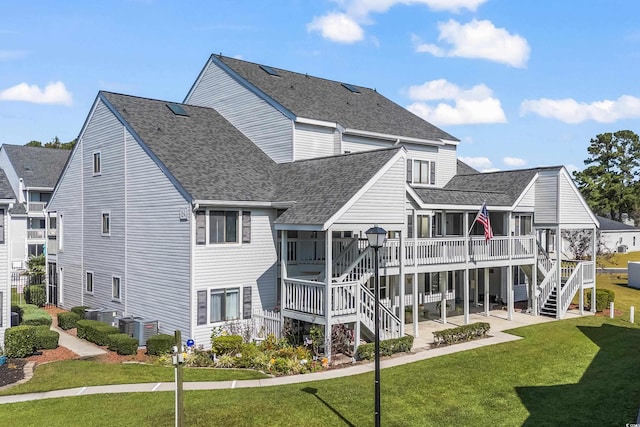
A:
[
  {"left": 280, "top": 230, "right": 288, "bottom": 320},
  {"left": 532, "top": 262, "right": 538, "bottom": 316},
  {"left": 507, "top": 265, "right": 513, "bottom": 321},
  {"left": 474, "top": 269, "right": 479, "bottom": 307},
  {"left": 324, "top": 230, "right": 332, "bottom": 360},
  {"left": 463, "top": 268, "right": 469, "bottom": 325},
  {"left": 441, "top": 272, "right": 447, "bottom": 324},
  {"left": 399, "top": 230, "right": 405, "bottom": 336},
  {"left": 412, "top": 211, "right": 419, "bottom": 336},
  {"left": 484, "top": 268, "right": 490, "bottom": 316},
  {"left": 556, "top": 225, "right": 562, "bottom": 319},
  {"left": 591, "top": 225, "right": 597, "bottom": 313}
]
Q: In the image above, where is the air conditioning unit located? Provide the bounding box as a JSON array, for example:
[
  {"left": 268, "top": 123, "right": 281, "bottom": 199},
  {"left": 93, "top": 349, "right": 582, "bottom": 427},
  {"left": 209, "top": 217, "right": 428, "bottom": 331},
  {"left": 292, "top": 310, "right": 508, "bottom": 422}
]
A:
[
  {"left": 84, "top": 308, "right": 102, "bottom": 321},
  {"left": 118, "top": 316, "right": 143, "bottom": 336},
  {"left": 97, "top": 309, "right": 122, "bottom": 326},
  {"left": 132, "top": 319, "right": 159, "bottom": 347},
  {"left": 618, "top": 245, "right": 628, "bottom": 253}
]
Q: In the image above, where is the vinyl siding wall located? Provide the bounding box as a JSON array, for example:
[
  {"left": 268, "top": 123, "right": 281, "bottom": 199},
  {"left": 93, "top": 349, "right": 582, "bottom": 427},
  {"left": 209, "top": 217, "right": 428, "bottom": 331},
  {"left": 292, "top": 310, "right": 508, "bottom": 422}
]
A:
[
  {"left": 515, "top": 183, "right": 536, "bottom": 211},
  {"left": 558, "top": 172, "right": 594, "bottom": 225},
  {"left": 436, "top": 144, "right": 457, "bottom": 187},
  {"left": 192, "top": 208, "right": 277, "bottom": 346},
  {"left": 294, "top": 123, "right": 335, "bottom": 160},
  {"left": 9, "top": 216, "right": 25, "bottom": 267},
  {"left": 123, "top": 131, "right": 191, "bottom": 335},
  {"left": 336, "top": 157, "right": 406, "bottom": 226},
  {"left": 534, "top": 173, "right": 559, "bottom": 224},
  {"left": 48, "top": 141, "right": 84, "bottom": 308},
  {"left": 186, "top": 61, "right": 293, "bottom": 163}
]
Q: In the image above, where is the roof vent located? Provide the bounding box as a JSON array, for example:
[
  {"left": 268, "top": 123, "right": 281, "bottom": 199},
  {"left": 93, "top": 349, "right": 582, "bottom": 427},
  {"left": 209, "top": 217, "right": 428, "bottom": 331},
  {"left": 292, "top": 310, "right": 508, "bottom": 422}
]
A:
[
  {"left": 341, "top": 83, "right": 361, "bottom": 93},
  {"left": 166, "top": 103, "right": 189, "bottom": 116},
  {"left": 259, "top": 65, "right": 280, "bottom": 77}
]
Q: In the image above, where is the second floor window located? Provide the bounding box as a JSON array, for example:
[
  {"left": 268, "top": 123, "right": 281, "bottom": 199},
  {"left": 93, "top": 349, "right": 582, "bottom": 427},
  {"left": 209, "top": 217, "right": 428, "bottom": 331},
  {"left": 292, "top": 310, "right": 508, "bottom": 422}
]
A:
[
  {"left": 112, "top": 276, "right": 121, "bottom": 300},
  {"left": 210, "top": 211, "right": 238, "bottom": 243},
  {"left": 86, "top": 271, "right": 93, "bottom": 293},
  {"left": 93, "top": 152, "right": 101, "bottom": 175},
  {"left": 413, "top": 160, "right": 436, "bottom": 185},
  {"left": 102, "top": 212, "right": 110, "bottom": 235}
]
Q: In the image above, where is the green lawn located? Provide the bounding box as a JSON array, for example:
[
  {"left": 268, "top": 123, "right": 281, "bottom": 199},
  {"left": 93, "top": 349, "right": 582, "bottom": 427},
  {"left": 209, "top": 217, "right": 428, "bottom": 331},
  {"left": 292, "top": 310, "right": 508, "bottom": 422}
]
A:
[
  {"left": 1, "top": 316, "right": 638, "bottom": 426},
  {"left": 597, "top": 251, "right": 640, "bottom": 267},
  {"left": 0, "top": 361, "right": 268, "bottom": 396}
]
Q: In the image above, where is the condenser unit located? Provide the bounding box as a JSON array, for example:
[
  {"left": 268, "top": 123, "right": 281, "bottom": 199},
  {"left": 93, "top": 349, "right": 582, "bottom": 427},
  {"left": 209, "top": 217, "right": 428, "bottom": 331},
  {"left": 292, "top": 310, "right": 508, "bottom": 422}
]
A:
[
  {"left": 132, "top": 319, "right": 159, "bottom": 346},
  {"left": 118, "top": 316, "right": 143, "bottom": 336},
  {"left": 84, "top": 308, "right": 102, "bottom": 321},
  {"left": 97, "top": 309, "right": 121, "bottom": 327}
]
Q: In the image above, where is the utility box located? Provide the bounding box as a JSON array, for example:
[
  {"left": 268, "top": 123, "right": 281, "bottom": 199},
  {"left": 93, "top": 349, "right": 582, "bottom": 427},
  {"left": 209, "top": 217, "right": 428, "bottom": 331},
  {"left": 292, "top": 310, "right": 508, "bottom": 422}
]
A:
[{"left": 629, "top": 262, "right": 640, "bottom": 289}]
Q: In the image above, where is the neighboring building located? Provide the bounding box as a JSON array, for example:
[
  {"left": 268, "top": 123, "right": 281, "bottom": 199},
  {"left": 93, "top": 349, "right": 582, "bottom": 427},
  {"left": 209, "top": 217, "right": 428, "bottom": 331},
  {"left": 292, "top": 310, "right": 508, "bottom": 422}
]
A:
[
  {"left": 0, "top": 170, "right": 17, "bottom": 344},
  {"left": 597, "top": 215, "right": 640, "bottom": 253},
  {"left": 0, "top": 144, "right": 70, "bottom": 269},
  {"left": 47, "top": 55, "right": 599, "bottom": 354}
]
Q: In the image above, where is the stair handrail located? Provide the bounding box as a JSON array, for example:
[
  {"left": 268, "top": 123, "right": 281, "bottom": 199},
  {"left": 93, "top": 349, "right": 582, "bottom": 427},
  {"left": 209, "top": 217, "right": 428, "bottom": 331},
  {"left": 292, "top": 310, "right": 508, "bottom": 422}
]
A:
[
  {"left": 359, "top": 283, "right": 401, "bottom": 340},
  {"left": 536, "top": 240, "right": 553, "bottom": 275},
  {"left": 317, "top": 237, "right": 361, "bottom": 282},
  {"left": 537, "top": 261, "right": 557, "bottom": 310},
  {"left": 336, "top": 246, "right": 374, "bottom": 284},
  {"left": 557, "top": 262, "right": 583, "bottom": 318}
]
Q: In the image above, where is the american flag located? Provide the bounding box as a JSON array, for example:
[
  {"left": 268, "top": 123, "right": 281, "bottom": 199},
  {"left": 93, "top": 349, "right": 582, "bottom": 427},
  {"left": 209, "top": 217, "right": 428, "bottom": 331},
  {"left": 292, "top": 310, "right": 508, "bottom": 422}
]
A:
[{"left": 475, "top": 202, "right": 493, "bottom": 241}]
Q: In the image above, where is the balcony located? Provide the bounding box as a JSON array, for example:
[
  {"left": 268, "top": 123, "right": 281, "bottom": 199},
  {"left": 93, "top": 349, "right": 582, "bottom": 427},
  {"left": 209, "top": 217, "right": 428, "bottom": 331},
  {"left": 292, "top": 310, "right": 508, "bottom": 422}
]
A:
[
  {"left": 27, "top": 202, "right": 46, "bottom": 213},
  {"left": 27, "top": 229, "right": 46, "bottom": 240}
]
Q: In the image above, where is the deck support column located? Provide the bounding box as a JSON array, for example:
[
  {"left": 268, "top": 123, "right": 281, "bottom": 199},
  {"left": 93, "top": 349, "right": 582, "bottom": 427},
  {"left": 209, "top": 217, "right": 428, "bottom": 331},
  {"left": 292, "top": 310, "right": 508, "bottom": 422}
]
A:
[
  {"left": 463, "top": 268, "right": 469, "bottom": 325},
  {"left": 556, "top": 225, "right": 562, "bottom": 320},
  {"left": 399, "top": 231, "right": 405, "bottom": 336},
  {"left": 280, "top": 230, "right": 288, "bottom": 326},
  {"left": 412, "top": 271, "right": 418, "bottom": 337},
  {"left": 507, "top": 265, "right": 513, "bottom": 321},
  {"left": 474, "top": 269, "right": 479, "bottom": 307},
  {"left": 484, "top": 268, "right": 490, "bottom": 317},
  {"left": 440, "top": 272, "right": 447, "bottom": 324},
  {"left": 532, "top": 262, "right": 538, "bottom": 316},
  {"left": 590, "top": 225, "right": 597, "bottom": 314},
  {"left": 324, "top": 230, "right": 332, "bottom": 360}
]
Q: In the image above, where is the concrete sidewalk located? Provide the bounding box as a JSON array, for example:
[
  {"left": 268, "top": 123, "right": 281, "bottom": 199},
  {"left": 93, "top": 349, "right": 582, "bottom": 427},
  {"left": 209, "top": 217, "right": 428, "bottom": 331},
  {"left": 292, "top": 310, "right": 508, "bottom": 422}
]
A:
[
  {"left": 0, "top": 309, "right": 569, "bottom": 405},
  {"left": 51, "top": 323, "right": 107, "bottom": 358}
]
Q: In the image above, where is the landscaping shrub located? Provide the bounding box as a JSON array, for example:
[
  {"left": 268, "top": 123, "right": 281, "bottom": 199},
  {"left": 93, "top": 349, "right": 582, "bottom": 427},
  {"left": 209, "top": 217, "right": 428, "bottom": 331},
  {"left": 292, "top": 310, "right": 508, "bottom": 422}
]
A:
[
  {"left": 185, "top": 349, "right": 216, "bottom": 367},
  {"left": 71, "top": 306, "right": 90, "bottom": 318},
  {"left": 34, "top": 325, "right": 59, "bottom": 350},
  {"left": 211, "top": 335, "right": 243, "bottom": 355},
  {"left": 21, "top": 305, "right": 52, "bottom": 326},
  {"left": 586, "top": 289, "right": 614, "bottom": 312},
  {"left": 432, "top": 322, "right": 490, "bottom": 347},
  {"left": 356, "top": 335, "right": 415, "bottom": 361},
  {"left": 146, "top": 334, "right": 174, "bottom": 355},
  {"left": 77, "top": 319, "right": 120, "bottom": 346},
  {"left": 4, "top": 325, "right": 37, "bottom": 358},
  {"left": 107, "top": 333, "right": 139, "bottom": 355},
  {"left": 57, "top": 312, "right": 81, "bottom": 330},
  {"left": 24, "top": 284, "right": 46, "bottom": 307}
]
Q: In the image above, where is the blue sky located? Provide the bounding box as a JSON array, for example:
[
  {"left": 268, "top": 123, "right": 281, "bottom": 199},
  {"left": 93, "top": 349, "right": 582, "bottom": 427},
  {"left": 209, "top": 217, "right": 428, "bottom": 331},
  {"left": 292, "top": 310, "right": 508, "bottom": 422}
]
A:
[{"left": 2, "top": 0, "right": 640, "bottom": 173}]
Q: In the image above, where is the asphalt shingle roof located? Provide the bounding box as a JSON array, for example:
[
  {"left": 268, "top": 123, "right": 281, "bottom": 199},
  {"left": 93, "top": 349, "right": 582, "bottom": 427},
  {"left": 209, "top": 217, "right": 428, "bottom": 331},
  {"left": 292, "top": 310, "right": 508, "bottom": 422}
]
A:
[
  {"left": 412, "top": 187, "right": 513, "bottom": 206},
  {"left": 2, "top": 144, "right": 70, "bottom": 188},
  {"left": 274, "top": 148, "right": 403, "bottom": 225},
  {"left": 101, "top": 92, "right": 402, "bottom": 226},
  {"left": 215, "top": 56, "right": 459, "bottom": 143},
  {"left": 456, "top": 159, "right": 479, "bottom": 175},
  {"left": 0, "top": 169, "right": 16, "bottom": 200},
  {"left": 596, "top": 215, "right": 637, "bottom": 231}
]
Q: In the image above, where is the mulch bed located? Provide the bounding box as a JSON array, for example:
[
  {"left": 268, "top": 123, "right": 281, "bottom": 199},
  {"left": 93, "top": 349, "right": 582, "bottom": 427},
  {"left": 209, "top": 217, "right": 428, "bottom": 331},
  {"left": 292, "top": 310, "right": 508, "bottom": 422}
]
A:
[{"left": 0, "top": 359, "right": 27, "bottom": 388}]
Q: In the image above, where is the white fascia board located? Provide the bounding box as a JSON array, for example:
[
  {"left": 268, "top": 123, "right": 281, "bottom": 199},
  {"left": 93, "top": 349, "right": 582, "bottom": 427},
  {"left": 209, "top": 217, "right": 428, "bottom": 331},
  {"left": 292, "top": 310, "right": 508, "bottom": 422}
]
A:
[
  {"left": 0, "top": 199, "right": 15, "bottom": 204},
  {"left": 407, "top": 186, "right": 512, "bottom": 211},
  {"left": 274, "top": 223, "right": 324, "bottom": 231},
  {"left": 343, "top": 128, "right": 444, "bottom": 146},
  {"left": 25, "top": 186, "right": 54, "bottom": 192},
  {"left": 510, "top": 174, "right": 539, "bottom": 209},
  {"left": 441, "top": 139, "right": 460, "bottom": 146},
  {"left": 192, "top": 200, "right": 297, "bottom": 209},
  {"left": 322, "top": 149, "right": 406, "bottom": 230},
  {"left": 559, "top": 167, "right": 600, "bottom": 227},
  {"left": 295, "top": 117, "right": 338, "bottom": 128}
]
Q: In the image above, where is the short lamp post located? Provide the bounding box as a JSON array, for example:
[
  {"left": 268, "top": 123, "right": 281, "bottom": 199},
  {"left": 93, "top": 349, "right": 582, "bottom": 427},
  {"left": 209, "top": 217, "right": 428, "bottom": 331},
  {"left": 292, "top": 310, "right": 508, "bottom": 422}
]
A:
[{"left": 366, "top": 224, "right": 387, "bottom": 427}]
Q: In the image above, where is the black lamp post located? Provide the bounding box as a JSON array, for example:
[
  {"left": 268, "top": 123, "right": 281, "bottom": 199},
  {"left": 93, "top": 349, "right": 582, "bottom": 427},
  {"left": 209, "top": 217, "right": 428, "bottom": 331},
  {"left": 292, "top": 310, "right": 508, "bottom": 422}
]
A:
[{"left": 366, "top": 224, "right": 387, "bottom": 427}]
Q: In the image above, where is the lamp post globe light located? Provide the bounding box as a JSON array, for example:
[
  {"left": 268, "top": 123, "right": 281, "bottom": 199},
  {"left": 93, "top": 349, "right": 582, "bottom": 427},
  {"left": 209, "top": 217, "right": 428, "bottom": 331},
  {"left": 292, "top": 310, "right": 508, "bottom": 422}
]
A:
[{"left": 365, "top": 225, "right": 387, "bottom": 427}]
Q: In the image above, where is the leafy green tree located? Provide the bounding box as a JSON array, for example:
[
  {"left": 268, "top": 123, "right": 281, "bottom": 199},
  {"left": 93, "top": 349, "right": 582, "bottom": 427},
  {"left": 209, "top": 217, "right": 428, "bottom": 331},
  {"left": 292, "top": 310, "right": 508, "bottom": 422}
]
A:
[
  {"left": 573, "top": 130, "right": 640, "bottom": 222},
  {"left": 24, "top": 137, "right": 75, "bottom": 150},
  {"left": 25, "top": 140, "right": 42, "bottom": 147}
]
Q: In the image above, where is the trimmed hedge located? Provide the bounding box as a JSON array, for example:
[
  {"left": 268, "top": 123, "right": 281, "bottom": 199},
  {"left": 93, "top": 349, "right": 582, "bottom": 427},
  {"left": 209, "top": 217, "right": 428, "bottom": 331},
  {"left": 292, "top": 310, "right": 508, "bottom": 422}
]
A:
[
  {"left": 71, "top": 306, "right": 90, "bottom": 318},
  {"left": 4, "top": 325, "right": 37, "bottom": 358},
  {"left": 432, "top": 322, "right": 490, "bottom": 347},
  {"left": 356, "top": 335, "right": 415, "bottom": 361},
  {"left": 21, "top": 305, "right": 52, "bottom": 326},
  {"left": 24, "top": 284, "right": 46, "bottom": 307},
  {"left": 146, "top": 334, "right": 174, "bottom": 355},
  {"left": 34, "top": 325, "right": 59, "bottom": 350},
  {"left": 107, "top": 334, "right": 139, "bottom": 355},
  {"left": 586, "top": 289, "right": 615, "bottom": 312},
  {"left": 77, "top": 320, "right": 120, "bottom": 346},
  {"left": 57, "top": 312, "right": 81, "bottom": 330},
  {"left": 211, "top": 335, "right": 243, "bottom": 355}
]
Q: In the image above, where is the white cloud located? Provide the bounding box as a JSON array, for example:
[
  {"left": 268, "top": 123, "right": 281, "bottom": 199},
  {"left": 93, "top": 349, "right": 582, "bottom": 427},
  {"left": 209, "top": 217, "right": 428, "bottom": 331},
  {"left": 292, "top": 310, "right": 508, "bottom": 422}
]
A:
[
  {"left": 520, "top": 95, "right": 640, "bottom": 123},
  {"left": 345, "top": 0, "right": 487, "bottom": 18},
  {"left": 0, "top": 50, "right": 27, "bottom": 61},
  {"left": 0, "top": 81, "right": 73, "bottom": 105},
  {"left": 406, "top": 79, "right": 506, "bottom": 125},
  {"left": 413, "top": 19, "right": 530, "bottom": 68},
  {"left": 458, "top": 156, "right": 495, "bottom": 172},
  {"left": 503, "top": 157, "right": 526, "bottom": 167},
  {"left": 307, "top": 13, "right": 364, "bottom": 43}
]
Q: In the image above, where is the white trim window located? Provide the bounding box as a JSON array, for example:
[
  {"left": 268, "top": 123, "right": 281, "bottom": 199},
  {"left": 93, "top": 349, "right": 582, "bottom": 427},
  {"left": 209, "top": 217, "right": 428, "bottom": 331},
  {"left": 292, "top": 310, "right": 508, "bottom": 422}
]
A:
[
  {"left": 412, "top": 159, "right": 436, "bottom": 185},
  {"left": 112, "top": 276, "right": 121, "bottom": 301},
  {"left": 93, "top": 151, "right": 101, "bottom": 175},
  {"left": 209, "top": 288, "right": 240, "bottom": 322},
  {"left": 86, "top": 271, "right": 94, "bottom": 294},
  {"left": 102, "top": 212, "right": 110, "bottom": 236},
  {"left": 196, "top": 209, "right": 251, "bottom": 245}
]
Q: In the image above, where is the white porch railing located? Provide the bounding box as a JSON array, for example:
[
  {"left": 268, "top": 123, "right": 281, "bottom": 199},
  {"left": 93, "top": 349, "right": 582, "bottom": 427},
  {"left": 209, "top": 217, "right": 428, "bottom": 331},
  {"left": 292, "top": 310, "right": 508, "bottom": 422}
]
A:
[
  {"left": 252, "top": 309, "right": 282, "bottom": 339},
  {"left": 469, "top": 237, "right": 509, "bottom": 262},
  {"left": 27, "top": 229, "right": 46, "bottom": 239},
  {"left": 27, "top": 201, "right": 46, "bottom": 212},
  {"left": 537, "top": 262, "right": 557, "bottom": 311},
  {"left": 581, "top": 260, "right": 595, "bottom": 284},
  {"left": 512, "top": 236, "right": 535, "bottom": 259},
  {"left": 337, "top": 247, "right": 374, "bottom": 284},
  {"left": 283, "top": 278, "right": 325, "bottom": 316},
  {"left": 359, "top": 284, "right": 401, "bottom": 340},
  {"left": 331, "top": 282, "right": 358, "bottom": 316},
  {"left": 558, "top": 263, "right": 583, "bottom": 318}
]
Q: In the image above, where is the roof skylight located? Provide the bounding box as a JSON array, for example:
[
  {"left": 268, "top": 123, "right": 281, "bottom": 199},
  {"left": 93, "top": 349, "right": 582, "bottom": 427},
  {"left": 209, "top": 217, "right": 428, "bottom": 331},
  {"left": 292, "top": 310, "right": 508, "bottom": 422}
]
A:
[
  {"left": 259, "top": 65, "right": 280, "bottom": 77},
  {"left": 341, "top": 83, "right": 361, "bottom": 93},
  {"left": 167, "top": 103, "right": 189, "bottom": 116}
]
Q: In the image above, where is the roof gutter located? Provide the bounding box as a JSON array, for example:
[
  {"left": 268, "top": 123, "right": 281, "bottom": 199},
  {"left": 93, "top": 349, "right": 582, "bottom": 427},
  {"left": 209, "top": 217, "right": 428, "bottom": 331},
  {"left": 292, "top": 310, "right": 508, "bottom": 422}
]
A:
[
  {"left": 343, "top": 128, "right": 444, "bottom": 146},
  {"left": 192, "top": 200, "right": 296, "bottom": 209}
]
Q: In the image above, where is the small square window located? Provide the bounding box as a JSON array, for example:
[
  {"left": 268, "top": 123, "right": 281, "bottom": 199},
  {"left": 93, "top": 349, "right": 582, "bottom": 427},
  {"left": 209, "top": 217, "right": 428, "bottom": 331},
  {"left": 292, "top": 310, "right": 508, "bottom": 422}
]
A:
[
  {"left": 102, "top": 212, "right": 110, "bottom": 235},
  {"left": 93, "top": 152, "right": 101, "bottom": 175},
  {"left": 86, "top": 271, "right": 93, "bottom": 293},
  {"left": 112, "top": 277, "right": 121, "bottom": 300}
]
